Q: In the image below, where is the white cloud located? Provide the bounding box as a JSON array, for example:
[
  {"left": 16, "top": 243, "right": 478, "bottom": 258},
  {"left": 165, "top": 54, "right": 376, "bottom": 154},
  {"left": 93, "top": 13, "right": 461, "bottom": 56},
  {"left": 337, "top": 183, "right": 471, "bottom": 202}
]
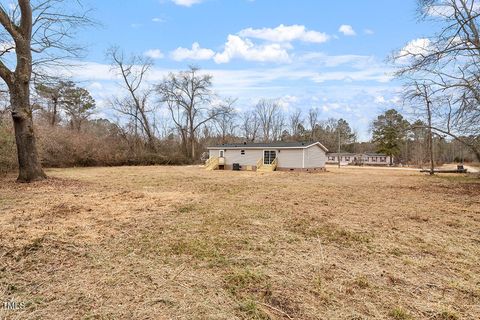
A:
[
  {"left": 89, "top": 82, "right": 103, "bottom": 90},
  {"left": 170, "top": 42, "right": 215, "bottom": 61},
  {"left": 374, "top": 96, "right": 386, "bottom": 104},
  {"left": 171, "top": 0, "right": 204, "bottom": 7},
  {"left": 152, "top": 17, "right": 165, "bottom": 23},
  {"left": 277, "top": 95, "right": 299, "bottom": 111},
  {"left": 299, "top": 52, "right": 374, "bottom": 68},
  {"left": 238, "top": 24, "right": 329, "bottom": 43},
  {"left": 65, "top": 55, "right": 392, "bottom": 88},
  {"left": 424, "top": 3, "right": 479, "bottom": 18},
  {"left": 166, "top": 25, "right": 328, "bottom": 65},
  {"left": 364, "top": 29, "right": 374, "bottom": 35},
  {"left": 144, "top": 49, "right": 164, "bottom": 59},
  {"left": 64, "top": 61, "right": 115, "bottom": 81},
  {"left": 425, "top": 4, "right": 455, "bottom": 17},
  {"left": 396, "top": 38, "right": 431, "bottom": 63},
  {"left": 61, "top": 59, "right": 397, "bottom": 141},
  {"left": 338, "top": 24, "right": 356, "bottom": 36},
  {"left": 312, "top": 67, "right": 392, "bottom": 83},
  {"left": 401, "top": 38, "right": 431, "bottom": 55},
  {"left": 214, "top": 35, "right": 290, "bottom": 64}
]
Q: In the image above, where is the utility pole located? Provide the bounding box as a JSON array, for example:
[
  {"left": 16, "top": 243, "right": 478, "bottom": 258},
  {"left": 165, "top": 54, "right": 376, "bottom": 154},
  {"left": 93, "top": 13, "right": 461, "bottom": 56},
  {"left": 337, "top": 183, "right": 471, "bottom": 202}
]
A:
[{"left": 337, "top": 128, "right": 341, "bottom": 168}]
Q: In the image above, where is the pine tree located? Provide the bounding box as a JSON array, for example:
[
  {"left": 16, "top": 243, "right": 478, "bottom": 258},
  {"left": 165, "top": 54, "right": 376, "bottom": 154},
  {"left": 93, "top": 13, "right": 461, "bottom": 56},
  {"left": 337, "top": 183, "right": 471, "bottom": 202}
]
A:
[{"left": 372, "top": 109, "right": 410, "bottom": 165}]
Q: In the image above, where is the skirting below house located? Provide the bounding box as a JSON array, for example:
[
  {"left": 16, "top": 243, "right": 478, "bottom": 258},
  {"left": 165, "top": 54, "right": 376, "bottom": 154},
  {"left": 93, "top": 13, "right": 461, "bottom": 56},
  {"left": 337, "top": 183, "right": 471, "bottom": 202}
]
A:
[
  {"left": 223, "top": 165, "right": 257, "bottom": 171},
  {"left": 221, "top": 165, "right": 326, "bottom": 172},
  {"left": 276, "top": 167, "right": 326, "bottom": 172}
]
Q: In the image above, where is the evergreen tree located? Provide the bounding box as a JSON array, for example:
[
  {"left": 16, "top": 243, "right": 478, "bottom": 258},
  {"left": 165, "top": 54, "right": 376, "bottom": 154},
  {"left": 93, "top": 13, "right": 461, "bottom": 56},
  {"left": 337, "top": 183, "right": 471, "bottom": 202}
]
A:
[
  {"left": 372, "top": 109, "right": 410, "bottom": 165},
  {"left": 60, "top": 83, "right": 96, "bottom": 132}
]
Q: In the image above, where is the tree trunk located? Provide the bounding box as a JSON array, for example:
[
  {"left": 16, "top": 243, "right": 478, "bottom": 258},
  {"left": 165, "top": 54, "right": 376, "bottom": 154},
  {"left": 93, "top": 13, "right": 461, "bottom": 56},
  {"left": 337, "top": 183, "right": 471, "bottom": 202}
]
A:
[
  {"left": 190, "top": 136, "right": 196, "bottom": 161},
  {"left": 179, "top": 129, "right": 188, "bottom": 158},
  {"left": 188, "top": 120, "right": 196, "bottom": 161},
  {"left": 426, "top": 100, "right": 435, "bottom": 175},
  {"left": 142, "top": 118, "right": 156, "bottom": 152},
  {"left": 51, "top": 97, "right": 57, "bottom": 126},
  {"left": 10, "top": 82, "right": 46, "bottom": 182}
]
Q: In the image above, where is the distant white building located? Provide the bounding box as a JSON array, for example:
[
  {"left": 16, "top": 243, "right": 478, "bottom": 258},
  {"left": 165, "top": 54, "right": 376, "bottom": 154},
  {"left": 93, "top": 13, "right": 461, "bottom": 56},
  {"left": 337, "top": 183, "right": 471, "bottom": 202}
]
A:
[{"left": 326, "top": 153, "right": 391, "bottom": 166}]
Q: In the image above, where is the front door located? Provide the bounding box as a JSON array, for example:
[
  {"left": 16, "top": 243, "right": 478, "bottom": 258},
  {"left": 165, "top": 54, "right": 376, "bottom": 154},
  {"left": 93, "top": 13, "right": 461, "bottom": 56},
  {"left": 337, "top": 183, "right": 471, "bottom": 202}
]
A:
[{"left": 263, "top": 150, "right": 276, "bottom": 165}]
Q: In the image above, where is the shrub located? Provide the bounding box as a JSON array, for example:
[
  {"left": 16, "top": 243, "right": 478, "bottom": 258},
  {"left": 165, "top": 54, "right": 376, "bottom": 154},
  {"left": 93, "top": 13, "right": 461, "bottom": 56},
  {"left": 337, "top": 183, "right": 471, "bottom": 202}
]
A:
[{"left": 0, "top": 116, "right": 17, "bottom": 175}]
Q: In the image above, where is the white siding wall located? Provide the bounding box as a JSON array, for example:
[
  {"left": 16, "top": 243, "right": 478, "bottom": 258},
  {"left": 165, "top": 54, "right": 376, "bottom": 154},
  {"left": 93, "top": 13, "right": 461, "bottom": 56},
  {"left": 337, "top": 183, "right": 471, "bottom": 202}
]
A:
[
  {"left": 225, "top": 149, "right": 263, "bottom": 166},
  {"left": 277, "top": 149, "right": 303, "bottom": 168},
  {"left": 209, "top": 149, "right": 216, "bottom": 159},
  {"left": 365, "top": 156, "right": 390, "bottom": 164},
  {"left": 210, "top": 149, "right": 263, "bottom": 166},
  {"left": 325, "top": 154, "right": 391, "bottom": 165},
  {"left": 209, "top": 146, "right": 327, "bottom": 168},
  {"left": 304, "top": 145, "right": 327, "bottom": 168}
]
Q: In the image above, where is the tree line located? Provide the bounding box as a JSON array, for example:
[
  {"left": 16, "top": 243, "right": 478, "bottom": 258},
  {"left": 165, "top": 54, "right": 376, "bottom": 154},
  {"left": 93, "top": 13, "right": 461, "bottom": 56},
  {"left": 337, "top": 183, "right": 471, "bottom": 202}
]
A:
[
  {"left": 0, "top": 0, "right": 479, "bottom": 181},
  {"left": 1, "top": 64, "right": 476, "bottom": 177},
  {"left": 0, "top": 63, "right": 360, "bottom": 170}
]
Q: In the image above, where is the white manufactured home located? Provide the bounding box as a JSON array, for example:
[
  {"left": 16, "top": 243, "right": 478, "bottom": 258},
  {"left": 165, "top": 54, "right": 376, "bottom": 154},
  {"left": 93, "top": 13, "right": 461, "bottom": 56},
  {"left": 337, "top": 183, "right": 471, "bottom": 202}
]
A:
[
  {"left": 205, "top": 142, "right": 328, "bottom": 172},
  {"left": 326, "top": 152, "right": 392, "bottom": 166}
]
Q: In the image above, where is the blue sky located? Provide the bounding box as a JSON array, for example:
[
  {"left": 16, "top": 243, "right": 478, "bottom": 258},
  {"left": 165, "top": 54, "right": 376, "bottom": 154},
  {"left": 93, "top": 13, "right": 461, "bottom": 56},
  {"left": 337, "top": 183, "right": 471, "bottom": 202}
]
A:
[{"left": 71, "top": 0, "right": 436, "bottom": 140}]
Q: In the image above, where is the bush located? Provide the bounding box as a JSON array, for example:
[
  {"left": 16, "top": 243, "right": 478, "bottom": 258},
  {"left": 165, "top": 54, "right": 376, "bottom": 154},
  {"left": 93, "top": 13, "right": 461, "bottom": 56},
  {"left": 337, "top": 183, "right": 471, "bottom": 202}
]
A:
[
  {"left": 0, "top": 115, "right": 199, "bottom": 173},
  {"left": 0, "top": 116, "right": 17, "bottom": 175}
]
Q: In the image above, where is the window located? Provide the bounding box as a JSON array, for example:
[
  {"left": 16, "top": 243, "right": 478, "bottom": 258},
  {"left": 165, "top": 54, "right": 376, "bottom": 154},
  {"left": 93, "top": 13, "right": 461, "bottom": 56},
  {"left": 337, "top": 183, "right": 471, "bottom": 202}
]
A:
[
  {"left": 345, "top": 156, "right": 350, "bottom": 161},
  {"left": 380, "top": 157, "right": 386, "bottom": 162},
  {"left": 372, "top": 157, "right": 376, "bottom": 162},
  {"left": 263, "top": 150, "right": 276, "bottom": 164},
  {"left": 219, "top": 150, "right": 224, "bottom": 157},
  {"left": 241, "top": 150, "right": 245, "bottom": 155},
  {"left": 328, "top": 156, "right": 335, "bottom": 161}
]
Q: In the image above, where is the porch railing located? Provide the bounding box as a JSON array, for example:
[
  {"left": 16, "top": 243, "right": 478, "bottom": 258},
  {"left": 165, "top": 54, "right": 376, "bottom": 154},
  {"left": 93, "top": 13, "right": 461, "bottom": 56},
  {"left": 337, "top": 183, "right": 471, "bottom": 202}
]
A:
[
  {"left": 256, "top": 158, "right": 263, "bottom": 170},
  {"left": 271, "top": 157, "right": 278, "bottom": 170},
  {"left": 205, "top": 156, "right": 219, "bottom": 170}
]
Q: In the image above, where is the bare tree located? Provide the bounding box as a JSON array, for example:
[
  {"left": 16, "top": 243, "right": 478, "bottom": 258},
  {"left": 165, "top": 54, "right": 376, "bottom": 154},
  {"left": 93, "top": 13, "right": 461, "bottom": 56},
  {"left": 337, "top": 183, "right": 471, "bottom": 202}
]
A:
[
  {"left": 394, "top": 0, "right": 480, "bottom": 160},
  {"left": 109, "top": 47, "right": 157, "bottom": 151},
  {"left": 212, "top": 98, "right": 237, "bottom": 143},
  {"left": 163, "top": 96, "right": 188, "bottom": 157},
  {"left": 271, "top": 111, "right": 285, "bottom": 141},
  {"left": 240, "top": 110, "right": 260, "bottom": 142},
  {"left": 157, "top": 66, "right": 225, "bottom": 160},
  {"left": 405, "top": 83, "right": 437, "bottom": 173},
  {"left": 289, "top": 109, "right": 302, "bottom": 137},
  {"left": 0, "top": 0, "right": 92, "bottom": 182},
  {"left": 308, "top": 107, "right": 319, "bottom": 140},
  {"left": 255, "top": 99, "right": 282, "bottom": 142}
]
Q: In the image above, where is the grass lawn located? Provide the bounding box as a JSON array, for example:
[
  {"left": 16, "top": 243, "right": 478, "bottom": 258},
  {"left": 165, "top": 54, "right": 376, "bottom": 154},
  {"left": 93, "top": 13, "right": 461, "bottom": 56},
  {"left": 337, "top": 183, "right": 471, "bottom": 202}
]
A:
[{"left": 0, "top": 166, "right": 479, "bottom": 319}]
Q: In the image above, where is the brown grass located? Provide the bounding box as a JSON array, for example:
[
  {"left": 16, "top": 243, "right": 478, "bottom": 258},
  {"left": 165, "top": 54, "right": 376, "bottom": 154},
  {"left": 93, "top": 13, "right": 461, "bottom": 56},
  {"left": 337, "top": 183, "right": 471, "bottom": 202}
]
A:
[{"left": 0, "top": 166, "right": 479, "bottom": 319}]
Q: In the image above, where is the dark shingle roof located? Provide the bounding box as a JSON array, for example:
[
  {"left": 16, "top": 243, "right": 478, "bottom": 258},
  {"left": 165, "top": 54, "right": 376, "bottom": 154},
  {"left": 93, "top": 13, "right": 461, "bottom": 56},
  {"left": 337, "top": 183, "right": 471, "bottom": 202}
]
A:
[
  {"left": 327, "top": 152, "right": 357, "bottom": 156},
  {"left": 208, "top": 141, "right": 328, "bottom": 151},
  {"left": 364, "top": 152, "right": 388, "bottom": 157},
  {"left": 327, "top": 152, "right": 388, "bottom": 157}
]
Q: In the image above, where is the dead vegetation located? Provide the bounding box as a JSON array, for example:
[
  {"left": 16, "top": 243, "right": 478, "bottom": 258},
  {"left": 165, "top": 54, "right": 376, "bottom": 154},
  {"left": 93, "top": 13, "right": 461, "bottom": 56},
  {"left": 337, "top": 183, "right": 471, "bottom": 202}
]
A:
[{"left": 0, "top": 166, "right": 479, "bottom": 319}]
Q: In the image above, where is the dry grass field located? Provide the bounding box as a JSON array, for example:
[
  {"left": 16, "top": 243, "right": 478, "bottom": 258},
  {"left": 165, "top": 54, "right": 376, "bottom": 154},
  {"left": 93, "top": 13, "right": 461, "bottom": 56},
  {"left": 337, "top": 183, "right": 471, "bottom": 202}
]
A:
[{"left": 0, "top": 166, "right": 479, "bottom": 319}]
